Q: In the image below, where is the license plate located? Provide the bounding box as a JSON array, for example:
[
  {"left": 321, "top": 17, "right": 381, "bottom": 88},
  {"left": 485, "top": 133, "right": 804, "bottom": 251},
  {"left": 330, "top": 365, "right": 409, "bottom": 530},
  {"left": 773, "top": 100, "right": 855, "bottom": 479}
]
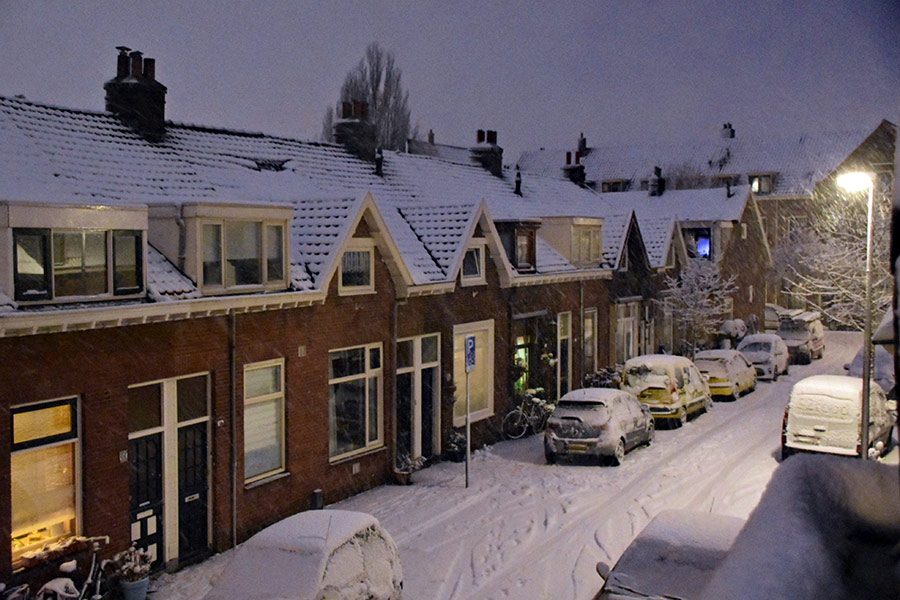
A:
[{"left": 568, "top": 443, "right": 589, "bottom": 452}]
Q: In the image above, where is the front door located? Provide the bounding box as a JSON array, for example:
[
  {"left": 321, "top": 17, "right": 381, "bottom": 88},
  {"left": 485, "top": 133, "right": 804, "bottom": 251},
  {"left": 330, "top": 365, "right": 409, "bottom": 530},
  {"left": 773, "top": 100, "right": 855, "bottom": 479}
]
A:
[
  {"left": 178, "top": 423, "right": 208, "bottom": 560},
  {"left": 129, "top": 433, "right": 163, "bottom": 567},
  {"left": 396, "top": 334, "right": 441, "bottom": 462}
]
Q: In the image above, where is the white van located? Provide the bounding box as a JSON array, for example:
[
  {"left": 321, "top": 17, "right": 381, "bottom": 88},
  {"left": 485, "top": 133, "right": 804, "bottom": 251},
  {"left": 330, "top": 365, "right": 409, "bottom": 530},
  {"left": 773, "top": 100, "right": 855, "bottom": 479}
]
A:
[{"left": 782, "top": 375, "right": 896, "bottom": 459}]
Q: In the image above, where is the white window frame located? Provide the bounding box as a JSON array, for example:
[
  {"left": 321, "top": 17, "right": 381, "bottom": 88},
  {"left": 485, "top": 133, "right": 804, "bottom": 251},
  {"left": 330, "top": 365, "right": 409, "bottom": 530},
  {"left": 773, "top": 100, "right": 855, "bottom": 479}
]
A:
[
  {"left": 396, "top": 333, "right": 442, "bottom": 458},
  {"left": 557, "top": 312, "right": 572, "bottom": 399},
  {"left": 460, "top": 240, "right": 487, "bottom": 286},
  {"left": 10, "top": 396, "right": 82, "bottom": 565},
  {"left": 453, "top": 320, "right": 495, "bottom": 427},
  {"left": 328, "top": 342, "right": 384, "bottom": 461},
  {"left": 200, "top": 219, "right": 287, "bottom": 292},
  {"left": 338, "top": 238, "right": 376, "bottom": 295},
  {"left": 243, "top": 359, "right": 286, "bottom": 484}
]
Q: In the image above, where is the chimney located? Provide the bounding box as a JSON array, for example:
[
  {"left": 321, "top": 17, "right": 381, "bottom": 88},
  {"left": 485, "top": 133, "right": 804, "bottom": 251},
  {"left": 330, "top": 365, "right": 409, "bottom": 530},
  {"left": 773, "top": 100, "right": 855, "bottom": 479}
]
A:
[
  {"left": 333, "top": 99, "right": 377, "bottom": 161},
  {"left": 721, "top": 122, "right": 735, "bottom": 139},
  {"left": 470, "top": 128, "right": 503, "bottom": 177},
  {"left": 577, "top": 132, "right": 589, "bottom": 156},
  {"left": 104, "top": 46, "right": 167, "bottom": 142},
  {"left": 375, "top": 147, "right": 384, "bottom": 177},
  {"left": 562, "top": 151, "right": 586, "bottom": 186},
  {"left": 514, "top": 166, "right": 522, "bottom": 196},
  {"left": 648, "top": 166, "right": 666, "bottom": 196},
  {"left": 427, "top": 129, "right": 434, "bottom": 145}
]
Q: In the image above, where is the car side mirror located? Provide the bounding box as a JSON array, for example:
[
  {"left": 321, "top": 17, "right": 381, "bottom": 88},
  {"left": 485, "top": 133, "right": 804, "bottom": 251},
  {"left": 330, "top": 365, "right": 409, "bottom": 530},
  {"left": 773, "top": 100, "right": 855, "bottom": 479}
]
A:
[{"left": 596, "top": 561, "right": 611, "bottom": 580}]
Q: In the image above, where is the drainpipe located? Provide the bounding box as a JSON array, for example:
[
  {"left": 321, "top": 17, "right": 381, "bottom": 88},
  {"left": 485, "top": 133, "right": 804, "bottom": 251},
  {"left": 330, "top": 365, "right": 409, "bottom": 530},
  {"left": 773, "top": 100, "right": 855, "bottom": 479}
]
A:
[
  {"left": 229, "top": 311, "right": 237, "bottom": 548},
  {"left": 579, "top": 280, "right": 585, "bottom": 386},
  {"left": 391, "top": 298, "right": 406, "bottom": 471}
]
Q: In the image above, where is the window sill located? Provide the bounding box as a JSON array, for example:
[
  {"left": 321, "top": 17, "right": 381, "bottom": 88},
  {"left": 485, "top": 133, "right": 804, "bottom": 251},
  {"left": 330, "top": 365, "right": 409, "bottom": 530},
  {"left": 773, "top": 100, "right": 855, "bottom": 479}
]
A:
[
  {"left": 328, "top": 444, "right": 387, "bottom": 465},
  {"left": 460, "top": 277, "right": 486, "bottom": 287},
  {"left": 244, "top": 470, "right": 290, "bottom": 490},
  {"left": 338, "top": 287, "right": 376, "bottom": 297}
]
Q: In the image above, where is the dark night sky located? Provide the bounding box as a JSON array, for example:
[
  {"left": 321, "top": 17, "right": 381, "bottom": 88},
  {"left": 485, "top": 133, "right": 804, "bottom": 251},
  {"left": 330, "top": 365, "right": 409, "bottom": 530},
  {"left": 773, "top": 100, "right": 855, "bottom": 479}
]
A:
[{"left": 1, "top": 0, "right": 898, "bottom": 161}]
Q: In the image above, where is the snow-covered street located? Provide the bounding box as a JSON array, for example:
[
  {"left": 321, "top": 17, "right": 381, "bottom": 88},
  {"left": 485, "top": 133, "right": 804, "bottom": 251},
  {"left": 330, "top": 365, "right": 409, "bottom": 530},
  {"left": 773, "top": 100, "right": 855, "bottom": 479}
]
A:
[{"left": 151, "top": 331, "right": 862, "bottom": 600}]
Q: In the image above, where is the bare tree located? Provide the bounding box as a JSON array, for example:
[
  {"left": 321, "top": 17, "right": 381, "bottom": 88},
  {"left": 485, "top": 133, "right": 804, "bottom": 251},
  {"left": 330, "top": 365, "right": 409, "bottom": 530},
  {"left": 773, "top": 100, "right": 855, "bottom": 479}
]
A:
[
  {"left": 321, "top": 42, "right": 413, "bottom": 151},
  {"left": 657, "top": 257, "right": 738, "bottom": 353},
  {"left": 786, "top": 183, "right": 892, "bottom": 330}
]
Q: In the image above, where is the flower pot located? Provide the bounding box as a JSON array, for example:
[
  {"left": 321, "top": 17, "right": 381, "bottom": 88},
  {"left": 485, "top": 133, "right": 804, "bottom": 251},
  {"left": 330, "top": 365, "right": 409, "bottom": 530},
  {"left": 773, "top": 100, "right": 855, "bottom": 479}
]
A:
[
  {"left": 120, "top": 577, "right": 150, "bottom": 600},
  {"left": 392, "top": 469, "right": 412, "bottom": 485}
]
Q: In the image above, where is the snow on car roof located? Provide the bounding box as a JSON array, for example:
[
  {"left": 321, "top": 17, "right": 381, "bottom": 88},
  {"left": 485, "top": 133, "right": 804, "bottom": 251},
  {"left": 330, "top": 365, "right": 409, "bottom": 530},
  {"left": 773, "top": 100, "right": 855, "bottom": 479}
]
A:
[
  {"left": 558, "top": 388, "right": 625, "bottom": 403},
  {"left": 624, "top": 354, "right": 693, "bottom": 367},
  {"left": 739, "top": 333, "right": 782, "bottom": 345},
  {"left": 791, "top": 374, "right": 863, "bottom": 398}
]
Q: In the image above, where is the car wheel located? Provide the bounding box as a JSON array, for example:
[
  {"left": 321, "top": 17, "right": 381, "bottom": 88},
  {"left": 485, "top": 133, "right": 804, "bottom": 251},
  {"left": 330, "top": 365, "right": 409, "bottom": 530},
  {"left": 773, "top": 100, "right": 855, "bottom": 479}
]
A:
[
  {"left": 502, "top": 410, "right": 528, "bottom": 439},
  {"left": 645, "top": 420, "right": 655, "bottom": 445},
  {"left": 611, "top": 439, "right": 626, "bottom": 466},
  {"left": 781, "top": 444, "right": 792, "bottom": 461}
]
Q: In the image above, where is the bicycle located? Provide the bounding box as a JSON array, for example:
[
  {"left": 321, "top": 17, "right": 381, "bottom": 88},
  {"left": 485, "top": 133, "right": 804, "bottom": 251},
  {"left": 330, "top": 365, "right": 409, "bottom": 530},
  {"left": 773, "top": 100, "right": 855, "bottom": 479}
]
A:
[
  {"left": 502, "top": 391, "right": 555, "bottom": 439},
  {"left": 2, "top": 536, "right": 110, "bottom": 600}
]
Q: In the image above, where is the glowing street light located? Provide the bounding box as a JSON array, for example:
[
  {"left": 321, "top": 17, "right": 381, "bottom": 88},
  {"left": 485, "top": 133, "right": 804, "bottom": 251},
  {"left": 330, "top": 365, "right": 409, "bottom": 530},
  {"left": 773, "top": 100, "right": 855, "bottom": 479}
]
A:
[{"left": 836, "top": 171, "right": 875, "bottom": 459}]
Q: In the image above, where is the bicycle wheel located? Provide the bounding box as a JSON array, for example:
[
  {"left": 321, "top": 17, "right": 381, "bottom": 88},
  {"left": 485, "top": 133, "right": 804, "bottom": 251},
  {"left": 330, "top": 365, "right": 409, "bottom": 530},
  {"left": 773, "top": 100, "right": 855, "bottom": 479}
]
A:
[{"left": 502, "top": 409, "right": 528, "bottom": 439}]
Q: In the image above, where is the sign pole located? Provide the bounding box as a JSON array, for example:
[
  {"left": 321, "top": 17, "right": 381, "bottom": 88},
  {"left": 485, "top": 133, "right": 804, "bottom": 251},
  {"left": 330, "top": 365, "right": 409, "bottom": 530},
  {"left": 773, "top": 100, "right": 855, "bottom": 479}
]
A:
[{"left": 464, "top": 334, "right": 476, "bottom": 489}]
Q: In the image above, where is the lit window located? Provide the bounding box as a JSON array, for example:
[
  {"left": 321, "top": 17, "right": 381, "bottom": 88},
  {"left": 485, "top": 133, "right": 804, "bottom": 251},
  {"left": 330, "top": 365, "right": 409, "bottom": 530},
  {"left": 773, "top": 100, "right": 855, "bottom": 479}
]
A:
[
  {"left": 460, "top": 242, "right": 486, "bottom": 286},
  {"left": 339, "top": 240, "right": 375, "bottom": 294},
  {"left": 329, "top": 343, "right": 383, "bottom": 459},
  {"left": 244, "top": 360, "right": 285, "bottom": 482},
  {"left": 749, "top": 174, "right": 773, "bottom": 194},
  {"left": 574, "top": 227, "right": 602, "bottom": 265},
  {"left": 557, "top": 312, "right": 572, "bottom": 398},
  {"left": 11, "top": 398, "right": 79, "bottom": 563},
  {"left": 583, "top": 308, "right": 597, "bottom": 374},
  {"left": 202, "top": 221, "right": 285, "bottom": 290},
  {"left": 453, "top": 320, "right": 495, "bottom": 426},
  {"left": 13, "top": 228, "right": 144, "bottom": 301}
]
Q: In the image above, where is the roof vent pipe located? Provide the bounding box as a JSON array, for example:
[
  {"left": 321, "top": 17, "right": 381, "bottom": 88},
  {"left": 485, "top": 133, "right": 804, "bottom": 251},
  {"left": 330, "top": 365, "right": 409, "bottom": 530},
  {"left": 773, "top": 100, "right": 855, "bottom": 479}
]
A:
[
  {"left": 375, "top": 147, "right": 384, "bottom": 177},
  {"left": 515, "top": 167, "right": 522, "bottom": 196},
  {"left": 649, "top": 166, "right": 666, "bottom": 196},
  {"left": 577, "top": 132, "right": 588, "bottom": 155}
]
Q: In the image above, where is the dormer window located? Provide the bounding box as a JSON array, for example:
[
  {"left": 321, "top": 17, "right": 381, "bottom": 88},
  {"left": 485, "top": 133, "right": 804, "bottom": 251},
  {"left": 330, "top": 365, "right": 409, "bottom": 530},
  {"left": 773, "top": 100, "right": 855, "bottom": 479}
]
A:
[
  {"left": 601, "top": 180, "right": 629, "bottom": 193},
  {"left": 13, "top": 228, "right": 144, "bottom": 302},
  {"left": 749, "top": 174, "right": 774, "bottom": 194},
  {"left": 460, "top": 240, "right": 486, "bottom": 286},
  {"left": 201, "top": 220, "right": 286, "bottom": 290},
  {"left": 339, "top": 239, "right": 375, "bottom": 295},
  {"left": 573, "top": 226, "right": 602, "bottom": 265}
]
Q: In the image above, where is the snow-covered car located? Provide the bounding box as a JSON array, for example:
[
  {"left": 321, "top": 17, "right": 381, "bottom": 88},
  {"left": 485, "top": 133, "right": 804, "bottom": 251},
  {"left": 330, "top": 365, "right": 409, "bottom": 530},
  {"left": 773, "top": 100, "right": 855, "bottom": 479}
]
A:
[
  {"left": 737, "top": 333, "right": 789, "bottom": 380},
  {"left": 204, "top": 510, "right": 402, "bottom": 600},
  {"left": 845, "top": 344, "right": 895, "bottom": 398},
  {"left": 544, "top": 388, "right": 654, "bottom": 465},
  {"left": 694, "top": 349, "right": 757, "bottom": 400},
  {"left": 776, "top": 310, "right": 825, "bottom": 364},
  {"left": 621, "top": 355, "right": 712, "bottom": 427},
  {"left": 593, "top": 510, "right": 746, "bottom": 600},
  {"left": 764, "top": 303, "right": 786, "bottom": 330},
  {"left": 782, "top": 375, "right": 896, "bottom": 459}
]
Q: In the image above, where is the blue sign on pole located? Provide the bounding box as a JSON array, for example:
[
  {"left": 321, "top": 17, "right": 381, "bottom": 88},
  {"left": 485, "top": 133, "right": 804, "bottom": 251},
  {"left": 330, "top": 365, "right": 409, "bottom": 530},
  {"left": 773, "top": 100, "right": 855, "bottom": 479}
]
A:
[{"left": 465, "top": 334, "right": 476, "bottom": 373}]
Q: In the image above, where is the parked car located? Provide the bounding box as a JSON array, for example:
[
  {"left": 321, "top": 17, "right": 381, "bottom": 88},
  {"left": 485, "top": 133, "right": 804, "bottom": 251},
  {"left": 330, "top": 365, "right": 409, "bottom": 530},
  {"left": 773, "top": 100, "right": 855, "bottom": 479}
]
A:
[
  {"left": 782, "top": 375, "right": 896, "bottom": 459},
  {"left": 845, "top": 344, "right": 895, "bottom": 398},
  {"left": 621, "top": 355, "right": 712, "bottom": 428},
  {"left": 544, "top": 388, "right": 654, "bottom": 465},
  {"left": 593, "top": 510, "right": 746, "bottom": 600},
  {"left": 204, "top": 510, "right": 403, "bottom": 600},
  {"left": 737, "top": 333, "right": 789, "bottom": 380},
  {"left": 776, "top": 310, "right": 825, "bottom": 364},
  {"left": 764, "top": 303, "right": 786, "bottom": 330},
  {"left": 694, "top": 349, "right": 757, "bottom": 400}
]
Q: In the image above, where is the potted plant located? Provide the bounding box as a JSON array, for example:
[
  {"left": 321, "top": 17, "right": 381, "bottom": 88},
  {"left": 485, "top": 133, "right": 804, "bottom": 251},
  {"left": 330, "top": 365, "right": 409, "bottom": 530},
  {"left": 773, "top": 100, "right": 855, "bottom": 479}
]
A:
[
  {"left": 393, "top": 452, "right": 425, "bottom": 485},
  {"left": 105, "top": 544, "right": 152, "bottom": 600}
]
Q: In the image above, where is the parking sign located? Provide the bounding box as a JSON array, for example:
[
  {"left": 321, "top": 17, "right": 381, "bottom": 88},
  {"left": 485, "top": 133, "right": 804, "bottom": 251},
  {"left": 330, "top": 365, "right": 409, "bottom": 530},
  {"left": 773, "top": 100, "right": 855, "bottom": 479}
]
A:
[{"left": 465, "top": 334, "right": 476, "bottom": 373}]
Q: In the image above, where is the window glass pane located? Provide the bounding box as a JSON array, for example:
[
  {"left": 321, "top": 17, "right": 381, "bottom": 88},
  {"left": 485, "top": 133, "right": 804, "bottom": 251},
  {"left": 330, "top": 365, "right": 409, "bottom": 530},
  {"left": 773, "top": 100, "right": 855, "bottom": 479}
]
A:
[
  {"left": 330, "top": 378, "right": 366, "bottom": 456},
  {"left": 113, "top": 230, "right": 142, "bottom": 293},
  {"left": 368, "top": 376, "right": 379, "bottom": 443},
  {"left": 14, "top": 229, "right": 50, "bottom": 299},
  {"left": 246, "top": 364, "right": 281, "bottom": 398},
  {"left": 330, "top": 348, "right": 365, "bottom": 379},
  {"left": 266, "top": 225, "right": 284, "bottom": 282},
  {"left": 14, "top": 402, "right": 74, "bottom": 446},
  {"left": 225, "top": 221, "right": 261, "bottom": 286},
  {"left": 177, "top": 376, "right": 208, "bottom": 422},
  {"left": 53, "top": 232, "right": 82, "bottom": 296},
  {"left": 203, "top": 224, "right": 222, "bottom": 286},
  {"left": 422, "top": 335, "right": 439, "bottom": 363},
  {"left": 128, "top": 384, "right": 162, "bottom": 433},
  {"left": 516, "top": 234, "right": 530, "bottom": 266},
  {"left": 244, "top": 397, "right": 283, "bottom": 479},
  {"left": 83, "top": 232, "right": 108, "bottom": 295},
  {"left": 369, "top": 347, "right": 381, "bottom": 370},
  {"left": 462, "top": 248, "right": 481, "bottom": 277},
  {"left": 11, "top": 443, "right": 76, "bottom": 561},
  {"left": 397, "top": 340, "right": 413, "bottom": 369},
  {"left": 453, "top": 328, "right": 490, "bottom": 420},
  {"left": 341, "top": 250, "right": 371, "bottom": 287}
]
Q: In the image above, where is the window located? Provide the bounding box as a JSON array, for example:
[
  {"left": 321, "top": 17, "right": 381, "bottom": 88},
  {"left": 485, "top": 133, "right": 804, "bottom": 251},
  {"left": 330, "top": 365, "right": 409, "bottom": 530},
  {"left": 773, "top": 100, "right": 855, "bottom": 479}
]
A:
[
  {"left": 685, "top": 228, "right": 711, "bottom": 259},
  {"left": 516, "top": 229, "right": 535, "bottom": 271},
  {"left": 11, "top": 398, "right": 79, "bottom": 563},
  {"left": 749, "top": 174, "right": 773, "bottom": 194},
  {"left": 583, "top": 308, "right": 598, "bottom": 374},
  {"left": 339, "top": 239, "right": 375, "bottom": 295},
  {"left": 244, "top": 360, "right": 285, "bottom": 482},
  {"left": 615, "top": 301, "right": 640, "bottom": 364},
  {"left": 601, "top": 180, "right": 629, "bottom": 193},
  {"left": 741, "top": 222, "right": 748, "bottom": 239},
  {"left": 573, "top": 227, "right": 602, "bottom": 265},
  {"left": 13, "top": 228, "right": 144, "bottom": 301},
  {"left": 557, "top": 312, "right": 572, "bottom": 398},
  {"left": 329, "top": 343, "right": 383, "bottom": 459},
  {"left": 460, "top": 242, "right": 486, "bottom": 286},
  {"left": 453, "top": 320, "right": 495, "bottom": 426},
  {"left": 201, "top": 221, "right": 285, "bottom": 290}
]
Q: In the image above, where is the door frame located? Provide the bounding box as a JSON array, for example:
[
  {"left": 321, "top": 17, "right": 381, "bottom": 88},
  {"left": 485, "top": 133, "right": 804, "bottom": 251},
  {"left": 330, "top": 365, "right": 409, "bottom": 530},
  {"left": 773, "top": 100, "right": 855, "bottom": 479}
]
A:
[{"left": 396, "top": 333, "right": 441, "bottom": 459}]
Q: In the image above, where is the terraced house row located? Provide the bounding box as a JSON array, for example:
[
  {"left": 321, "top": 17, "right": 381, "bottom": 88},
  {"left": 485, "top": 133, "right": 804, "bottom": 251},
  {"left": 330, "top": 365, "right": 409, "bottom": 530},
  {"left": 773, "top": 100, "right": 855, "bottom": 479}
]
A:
[{"left": 0, "top": 48, "right": 886, "bottom": 584}]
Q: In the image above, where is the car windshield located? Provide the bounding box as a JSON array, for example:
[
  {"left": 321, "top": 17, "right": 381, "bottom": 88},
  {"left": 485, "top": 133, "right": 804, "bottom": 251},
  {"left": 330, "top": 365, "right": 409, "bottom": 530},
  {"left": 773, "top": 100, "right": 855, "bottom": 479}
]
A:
[
  {"left": 778, "top": 322, "right": 809, "bottom": 340},
  {"left": 695, "top": 359, "right": 727, "bottom": 374},
  {"left": 557, "top": 400, "right": 605, "bottom": 409},
  {"left": 740, "top": 342, "right": 771, "bottom": 353}
]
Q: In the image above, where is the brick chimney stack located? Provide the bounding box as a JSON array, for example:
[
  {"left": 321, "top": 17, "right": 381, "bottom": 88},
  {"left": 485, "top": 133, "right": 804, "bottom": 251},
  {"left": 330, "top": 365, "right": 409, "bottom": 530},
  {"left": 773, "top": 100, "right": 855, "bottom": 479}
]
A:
[
  {"left": 470, "top": 128, "right": 503, "bottom": 177},
  {"left": 104, "top": 47, "right": 167, "bottom": 142},
  {"left": 333, "top": 99, "right": 377, "bottom": 161}
]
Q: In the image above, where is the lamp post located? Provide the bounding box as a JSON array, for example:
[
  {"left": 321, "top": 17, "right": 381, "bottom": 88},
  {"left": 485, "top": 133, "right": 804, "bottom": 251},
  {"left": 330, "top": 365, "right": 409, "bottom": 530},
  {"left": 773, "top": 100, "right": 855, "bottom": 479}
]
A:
[{"left": 837, "top": 171, "right": 876, "bottom": 459}]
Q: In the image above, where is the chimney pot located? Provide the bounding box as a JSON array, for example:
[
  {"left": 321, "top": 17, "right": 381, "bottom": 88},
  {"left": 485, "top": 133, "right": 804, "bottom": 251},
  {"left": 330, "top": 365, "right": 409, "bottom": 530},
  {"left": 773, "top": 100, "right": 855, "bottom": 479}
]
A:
[
  {"left": 116, "top": 47, "right": 130, "bottom": 78},
  {"left": 142, "top": 58, "right": 155, "bottom": 80},
  {"left": 341, "top": 101, "right": 353, "bottom": 119},
  {"left": 575, "top": 152, "right": 580, "bottom": 165},
  {"left": 566, "top": 151, "right": 572, "bottom": 165},
  {"left": 359, "top": 102, "right": 369, "bottom": 121},
  {"left": 129, "top": 51, "right": 143, "bottom": 78},
  {"left": 486, "top": 130, "right": 497, "bottom": 145},
  {"left": 477, "top": 129, "right": 485, "bottom": 144}
]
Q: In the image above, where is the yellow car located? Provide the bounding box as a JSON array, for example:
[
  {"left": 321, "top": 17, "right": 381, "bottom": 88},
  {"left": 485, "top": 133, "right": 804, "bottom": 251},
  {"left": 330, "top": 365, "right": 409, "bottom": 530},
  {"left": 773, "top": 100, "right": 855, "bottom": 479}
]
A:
[{"left": 621, "top": 355, "right": 713, "bottom": 428}]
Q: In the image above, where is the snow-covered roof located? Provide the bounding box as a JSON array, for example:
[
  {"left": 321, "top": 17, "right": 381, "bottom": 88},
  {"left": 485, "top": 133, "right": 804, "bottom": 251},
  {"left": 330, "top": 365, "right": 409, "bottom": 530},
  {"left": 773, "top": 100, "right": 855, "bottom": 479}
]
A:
[
  {"left": 146, "top": 245, "right": 202, "bottom": 301},
  {"left": 789, "top": 374, "right": 862, "bottom": 398},
  {"left": 519, "top": 124, "right": 890, "bottom": 198},
  {"left": 593, "top": 185, "right": 752, "bottom": 224}
]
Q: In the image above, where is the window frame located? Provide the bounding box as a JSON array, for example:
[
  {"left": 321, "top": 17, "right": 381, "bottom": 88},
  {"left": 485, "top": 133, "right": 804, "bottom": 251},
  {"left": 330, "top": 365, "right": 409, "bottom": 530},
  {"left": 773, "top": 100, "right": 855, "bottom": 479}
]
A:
[
  {"left": 460, "top": 240, "right": 487, "bottom": 286},
  {"left": 514, "top": 228, "right": 536, "bottom": 272},
  {"left": 573, "top": 226, "right": 602, "bottom": 265},
  {"left": 328, "top": 342, "right": 384, "bottom": 461},
  {"left": 200, "top": 219, "right": 287, "bottom": 293},
  {"left": 338, "top": 238, "right": 376, "bottom": 296},
  {"left": 749, "top": 173, "right": 774, "bottom": 195},
  {"left": 243, "top": 358, "right": 286, "bottom": 484}
]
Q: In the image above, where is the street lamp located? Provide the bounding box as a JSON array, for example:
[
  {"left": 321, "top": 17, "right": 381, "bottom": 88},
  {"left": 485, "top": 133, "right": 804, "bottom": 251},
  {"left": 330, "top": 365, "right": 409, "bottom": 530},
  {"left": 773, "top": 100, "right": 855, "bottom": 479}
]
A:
[{"left": 837, "top": 171, "right": 876, "bottom": 459}]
